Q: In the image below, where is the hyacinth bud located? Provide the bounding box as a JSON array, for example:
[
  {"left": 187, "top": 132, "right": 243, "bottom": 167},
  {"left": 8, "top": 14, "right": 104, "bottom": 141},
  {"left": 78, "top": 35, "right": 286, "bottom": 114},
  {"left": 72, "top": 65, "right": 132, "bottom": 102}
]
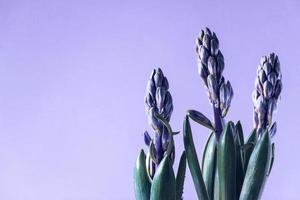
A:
[
  {"left": 145, "top": 68, "right": 173, "bottom": 126},
  {"left": 220, "top": 81, "right": 234, "bottom": 117},
  {"left": 253, "top": 53, "right": 282, "bottom": 134},
  {"left": 207, "top": 74, "right": 218, "bottom": 104},
  {"left": 196, "top": 27, "right": 233, "bottom": 117},
  {"left": 144, "top": 68, "right": 175, "bottom": 179}
]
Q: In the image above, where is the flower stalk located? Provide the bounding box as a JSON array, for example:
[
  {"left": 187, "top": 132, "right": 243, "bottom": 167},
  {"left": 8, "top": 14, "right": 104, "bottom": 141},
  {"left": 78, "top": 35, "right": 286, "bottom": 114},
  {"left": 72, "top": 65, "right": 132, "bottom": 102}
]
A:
[{"left": 196, "top": 28, "right": 233, "bottom": 139}]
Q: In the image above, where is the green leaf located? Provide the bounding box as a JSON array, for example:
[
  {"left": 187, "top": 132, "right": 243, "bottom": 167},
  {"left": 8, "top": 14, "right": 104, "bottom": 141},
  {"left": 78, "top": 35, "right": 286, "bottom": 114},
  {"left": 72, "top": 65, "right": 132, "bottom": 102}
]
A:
[
  {"left": 176, "top": 151, "right": 187, "bottom": 200},
  {"left": 183, "top": 115, "right": 209, "bottom": 200},
  {"left": 217, "top": 122, "right": 236, "bottom": 200},
  {"left": 134, "top": 150, "right": 151, "bottom": 200},
  {"left": 214, "top": 167, "right": 220, "bottom": 200},
  {"left": 187, "top": 109, "right": 215, "bottom": 131},
  {"left": 239, "top": 131, "right": 272, "bottom": 200},
  {"left": 234, "top": 124, "right": 244, "bottom": 200},
  {"left": 150, "top": 157, "right": 176, "bottom": 200},
  {"left": 202, "top": 132, "right": 217, "bottom": 200},
  {"left": 243, "top": 129, "right": 258, "bottom": 172},
  {"left": 267, "top": 143, "right": 275, "bottom": 176},
  {"left": 235, "top": 121, "right": 244, "bottom": 145}
]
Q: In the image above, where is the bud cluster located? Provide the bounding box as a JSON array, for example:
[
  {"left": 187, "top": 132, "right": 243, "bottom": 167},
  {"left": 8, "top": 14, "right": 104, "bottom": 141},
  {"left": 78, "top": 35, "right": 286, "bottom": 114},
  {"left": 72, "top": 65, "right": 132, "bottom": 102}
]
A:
[
  {"left": 144, "top": 68, "right": 174, "bottom": 178},
  {"left": 196, "top": 28, "right": 233, "bottom": 117},
  {"left": 253, "top": 53, "right": 282, "bottom": 133},
  {"left": 145, "top": 68, "right": 173, "bottom": 131}
]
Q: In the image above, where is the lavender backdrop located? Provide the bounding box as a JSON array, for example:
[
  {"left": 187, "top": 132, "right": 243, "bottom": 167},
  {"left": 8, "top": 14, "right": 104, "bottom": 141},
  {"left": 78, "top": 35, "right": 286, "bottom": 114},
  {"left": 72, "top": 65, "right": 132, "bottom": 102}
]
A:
[{"left": 0, "top": 0, "right": 299, "bottom": 199}]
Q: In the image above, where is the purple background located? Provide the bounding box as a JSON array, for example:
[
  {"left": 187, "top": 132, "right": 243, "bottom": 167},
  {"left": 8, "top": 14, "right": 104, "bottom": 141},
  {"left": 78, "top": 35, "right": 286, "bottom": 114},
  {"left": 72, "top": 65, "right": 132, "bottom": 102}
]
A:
[{"left": 0, "top": 0, "right": 299, "bottom": 199}]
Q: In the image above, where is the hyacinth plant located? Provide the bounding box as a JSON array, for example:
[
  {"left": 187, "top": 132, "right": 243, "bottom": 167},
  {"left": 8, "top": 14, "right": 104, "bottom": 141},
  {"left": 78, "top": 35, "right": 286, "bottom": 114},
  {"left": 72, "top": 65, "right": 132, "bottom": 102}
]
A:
[
  {"left": 134, "top": 28, "right": 282, "bottom": 200},
  {"left": 134, "top": 68, "right": 187, "bottom": 200}
]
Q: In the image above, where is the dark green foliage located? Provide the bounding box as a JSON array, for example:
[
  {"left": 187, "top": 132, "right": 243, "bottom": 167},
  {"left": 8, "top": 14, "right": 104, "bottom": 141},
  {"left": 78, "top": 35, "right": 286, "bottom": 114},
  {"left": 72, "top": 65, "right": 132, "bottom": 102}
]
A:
[
  {"left": 234, "top": 122, "right": 245, "bottom": 199},
  {"left": 183, "top": 116, "right": 209, "bottom": 200},
  {"left": 134, "top": 150, "right": 151, "bottom": 200},
  {"left": 213, "top": 166, "right": 220, "bottom": 200},
  {"left": 239, "top": 131, "right": 272, "bottom": 200},
  {"left": 202, "top": 132, "right": 217, "bottom": 200},
  {"left": 179, "top": 118, "right": 276, "bottom": 200},
  {"left": 150, "top": 157, "right": 176, "bottom": 200},
  {"left": 243, "top": 129, "right": 258, "bottom": 172},
  {"left": 235, "top": 121, "right": 244, "bottom": 145},
  {"left": 217, "top": 122, "right": 237, "bottom": 200},
  {"left": 176, "top": 151, "right": 187, "bottom": 200}
]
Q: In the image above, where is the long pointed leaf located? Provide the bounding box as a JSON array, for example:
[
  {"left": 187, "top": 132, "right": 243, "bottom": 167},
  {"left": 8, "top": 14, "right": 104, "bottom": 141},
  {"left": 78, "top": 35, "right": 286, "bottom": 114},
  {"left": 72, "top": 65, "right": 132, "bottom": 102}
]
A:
[
  {"left": 183, "top": 115, "right": 209, "bottom": 200},
  {"left": 202, "top": 132, "right": 217, "bottom": 200},
  {"left": 234, "top": 124, "right": 244, "bottom": 199},
  {"left": 239, "top": 131, "right": 271, "bottom": 200},
  {"left": 243, "top": 129, "right": 258, "bottom": 172},
  {"left": 150, "top": 157, "right": 176, "bottom": 200},
  {"left": 176, "top": 151, "right": 187, "bottom": 200},
  {"left": 187, "top": 109, "right": 215, "bottom": 131},
  {"left": 218, "top": 122, "right": 236, "bottom": 200},
  {"left": 235, "top": 121, "right": 244, "bottom": 145},
  {"left": 134, "top": 150, "right": 151, "bottom": 200},
  {"left": 214, "top": 167, "right": 220, "bottom": 200}
]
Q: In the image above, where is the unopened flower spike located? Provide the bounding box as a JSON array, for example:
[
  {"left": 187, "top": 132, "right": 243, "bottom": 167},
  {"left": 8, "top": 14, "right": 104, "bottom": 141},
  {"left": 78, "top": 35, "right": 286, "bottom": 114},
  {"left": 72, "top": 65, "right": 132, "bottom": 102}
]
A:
[
  {"left": 196, "top": 27, "right": 234, "bottom": 138},
  {"left": 144, "top": 68, "right": 175, "bottom": 178},
  {"left": 253, "top": 53, "right": 282, "bottom": 136}
]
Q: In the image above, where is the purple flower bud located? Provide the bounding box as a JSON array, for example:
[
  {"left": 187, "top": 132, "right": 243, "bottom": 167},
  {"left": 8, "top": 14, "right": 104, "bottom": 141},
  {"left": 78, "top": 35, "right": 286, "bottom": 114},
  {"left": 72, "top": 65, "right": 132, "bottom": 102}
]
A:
[
  {"left": 156, "top": 87, "right": 167, "bottom": 112},
  {"left": 263, "top": 62, "right": 272, "bottom": 75},
  {"left": 154, "top": 68, "right": 164, "bottom": 87},
  {"left": 268, "top": 72, "right": 277, "bottom": 87},
  {"left": 148, "top": 108, "right": 160, "bottom": 131},
  {"left": 145, "top": 93, "right": 154, "bottom": 111},
  {"left": 260, "top": 56, "right": 267, "bottom": 66},
  {"left": 219, "top": 83, "right": 226, "bottom": 110},
  {"left": 211, "top": 38, "right": 219, "bottom": 56},
  {"left": 267, "top": 99, "right": 276, "bottom": 126},
  {"left": 274, "top": 81, "right": 282, "bottom": 99},
  {"left": 258, "top": 69, "right": 267, "bottom": 84},
  {"left": 162, "top": 77, "right": 169, "bottom": 90},
  {"left": 217, "top": 52, "right": 224, "bottom": 77},
  {"left": 198, "top": 60, "right": 209, "bottom": 85},
  {"left": 255, "top": 78, "right": 263, "bottom": 94},
  {"left": 199, "top": 46, "right": 209, "bottom": 64},
  {"left": 256, "top": 96, "right": 267, "bottom": 115},
  {"left": 274, "top": 60, "right": 281, "bottom": 77},
  {"left": 269, "top": 53, "right": 275, "bottom": 65},
  {"left": 263, "top": 81, "right": 273, "bottom": 99},
  {"left": 144, "top": 131, "right": 152, "bottom": 146},
  {"left": 208, "top": 56, "right": 217, "bottom": 75},
  {"left": 203, "top": 34, "right": 211, "bottom": 50},
  {"left": 204, "top": 27, "right": 212, "bottom": 36},
  {"left": 226, "top": 81, "right": 233, "bottom": 106},
  {"left": 207, "top": 74, "right": 218, "bottom": 104},
  {"left": 163, "top": 92, "right": 173, "bottom": 120},
  {"left": 199, "top": 30, "right": 205, "bottom": 40}
]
